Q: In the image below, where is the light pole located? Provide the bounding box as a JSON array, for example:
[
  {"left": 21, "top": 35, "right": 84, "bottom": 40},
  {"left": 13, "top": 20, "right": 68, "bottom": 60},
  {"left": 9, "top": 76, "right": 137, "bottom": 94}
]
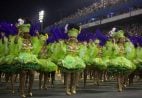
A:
[{"left": 39, "top": 10, "right": 45, "bottom": 32}]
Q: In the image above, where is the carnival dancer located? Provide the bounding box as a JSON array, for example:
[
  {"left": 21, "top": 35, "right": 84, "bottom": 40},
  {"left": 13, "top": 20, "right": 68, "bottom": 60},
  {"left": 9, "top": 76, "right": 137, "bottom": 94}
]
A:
[
  {"left": 132, "top": 42, "right": 142, "bottom": 84},
  {"left": 92, "top": 39, "right": 106, "bottom": 86},
  {"left": 16, "top": 18, "right": 40, "bottom": 97},
  {"left": 61, "top": 24, "right": 85, "bottom": 95},
  {"left": 30, "top": 29, "right": 47, "bottom": 90},
  {"left": 108, "top": 30, "right": 136, "bottom": 92},
  {"left": 124, "top": 38, "right": 136, "bottom": 86},
  {"left": 0, "top": 22, "right": 22, "bottom": 93},
  {"left": 50, "top": 38, "right": 67, "bottom": 85},
  {"left": 78, "top": 40, "right": 88, "bottom": 87},
  {"left": 0, "top": 31, "right": 9, "bottom": 85},
  {"left": 38, "top": 34, "right": 57, "bottom": 90},
  {"left": 5, "top": 29, "right": 22, "bottom": 93}
]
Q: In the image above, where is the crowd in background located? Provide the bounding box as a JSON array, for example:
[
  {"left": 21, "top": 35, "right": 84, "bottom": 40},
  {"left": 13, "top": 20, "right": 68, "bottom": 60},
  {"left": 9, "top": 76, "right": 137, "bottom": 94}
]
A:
[
  {"left": 56, "top": 0, "right": 129, "bottom": 25},
  {"left": 124, "top": 24, "right": 142, "bottom": 36}
]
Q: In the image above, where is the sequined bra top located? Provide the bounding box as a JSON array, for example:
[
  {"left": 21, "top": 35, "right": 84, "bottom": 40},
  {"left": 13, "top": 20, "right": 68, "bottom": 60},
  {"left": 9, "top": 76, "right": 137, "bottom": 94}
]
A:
[
  {"left": 67, "top": 39, "right": 78, "bottom": 56},
  {"left": 21, "top": 39, "right": 32, "bottom": 52}
]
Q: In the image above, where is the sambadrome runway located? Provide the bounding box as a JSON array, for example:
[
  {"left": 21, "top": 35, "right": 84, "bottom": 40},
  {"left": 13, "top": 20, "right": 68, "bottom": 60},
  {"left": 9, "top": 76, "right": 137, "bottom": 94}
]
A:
[{"left": 0, "top": 77, "right": 142, "bottom": 98}]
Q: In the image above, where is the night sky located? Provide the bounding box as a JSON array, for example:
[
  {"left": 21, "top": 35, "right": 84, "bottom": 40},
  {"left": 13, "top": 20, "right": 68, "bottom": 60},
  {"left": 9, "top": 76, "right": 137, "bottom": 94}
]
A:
[{"left": 0, "top": 0, "right": 95, "bottom": 26}]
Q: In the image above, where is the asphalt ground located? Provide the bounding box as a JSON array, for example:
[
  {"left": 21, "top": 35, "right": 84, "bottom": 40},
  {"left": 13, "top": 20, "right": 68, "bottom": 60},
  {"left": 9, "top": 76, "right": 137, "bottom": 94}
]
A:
[{"left": 0, "top": 77, "right": 142, "bottom": 98}]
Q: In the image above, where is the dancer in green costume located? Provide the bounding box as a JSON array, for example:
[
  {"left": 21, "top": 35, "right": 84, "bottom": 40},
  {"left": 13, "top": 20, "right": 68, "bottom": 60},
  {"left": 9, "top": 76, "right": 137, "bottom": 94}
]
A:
[
  {"left": 0, "top": 32, "right": 9, "bottom": 86},
  {"left": 91, "top": 39, "right": 105, "bottom": 85},
  {"left": 0, "top": 32, "right": 4, "bottom": 82},
  {"left": 51, "top": 39, "right": 67, "bottom": 85},
  {"left": 129, "top": 43, "right": 142, "bottom": 83},
  {"left": 5, "top": 32, "right": 22, "bottom": 94},
  {"left": 92, "top": 39, "right": 106, "bottom": 71},
  {"left": 0, "top": 32, "right": 9, "bottom": 73},
  {"left": 108, "top": 30, "right": 136, "bottom": 92},
  {"left": 16, "top": 19, "right": 40, "bottom": 98},
  {"left": 38, "top": 35, "right": 57, "bottom": 89},
  {"left": 134, "top": 44, "right": 142, "bottom": 70},
  {"left": 51, "top": 40, "right": 67, "bottom": 65},
  {"left": 124, "top": 38, "right": 136, "bottom": 85},
  {"left": 78, "top": 41, "right": 88, "bottom": 87},
  {"left": 62, "top": 24, "right": 85, "bottom": 95}
]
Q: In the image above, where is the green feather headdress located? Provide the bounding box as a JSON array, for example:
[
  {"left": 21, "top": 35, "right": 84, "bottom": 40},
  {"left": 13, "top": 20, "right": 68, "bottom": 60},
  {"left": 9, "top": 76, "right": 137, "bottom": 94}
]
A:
[
  {"left": 18, "top": 24, "right": 31, "bottom": 33},
  {"left": 66, "top": 24, "right": 81, "bottom": 38},
  {"left": 112, "top": 30, "right": 125, "bottom": 38}
]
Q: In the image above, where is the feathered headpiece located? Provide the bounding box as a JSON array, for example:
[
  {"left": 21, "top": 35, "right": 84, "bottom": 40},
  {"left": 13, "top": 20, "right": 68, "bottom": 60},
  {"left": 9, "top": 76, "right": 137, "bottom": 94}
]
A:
[
  {"left": 65, "top": 24, "right": 81, "bottom": 37},
  {"left": 17, "top": 18, "right": 31, "bottom": 33}
]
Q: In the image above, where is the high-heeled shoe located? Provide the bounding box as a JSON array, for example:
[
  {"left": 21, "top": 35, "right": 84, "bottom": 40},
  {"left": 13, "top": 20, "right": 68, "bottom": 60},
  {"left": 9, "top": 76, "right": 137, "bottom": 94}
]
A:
[
  {"left": 28, "top": 92, "right": 32, "bottom": 97},
  {"left": 21, "top": 94, "right": 26, "bottom": 98},
  {"left": 66, "top": 89, "right": 72, "bottom": 96},
  {"left": 71, "top": 87, "right": 76, "bottom": 94}
]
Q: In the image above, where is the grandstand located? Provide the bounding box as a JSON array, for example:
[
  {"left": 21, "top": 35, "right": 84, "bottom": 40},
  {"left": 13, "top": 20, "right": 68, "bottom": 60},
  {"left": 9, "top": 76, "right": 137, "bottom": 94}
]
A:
[{"left": 44, "top": 0, "right": 142, "bottom": 33}]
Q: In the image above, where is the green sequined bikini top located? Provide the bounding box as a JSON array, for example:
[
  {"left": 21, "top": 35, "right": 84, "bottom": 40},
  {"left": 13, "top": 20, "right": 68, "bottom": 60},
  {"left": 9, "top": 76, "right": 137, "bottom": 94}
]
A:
[
  {"left": 21, "top": 39, "right": 32, "bottom": 52},
  {"left": 67, "top": 39, "right": 78, "bottom": 56},
  {"left": 38, "top": 45, "right": 48, "bottom": 59}
]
